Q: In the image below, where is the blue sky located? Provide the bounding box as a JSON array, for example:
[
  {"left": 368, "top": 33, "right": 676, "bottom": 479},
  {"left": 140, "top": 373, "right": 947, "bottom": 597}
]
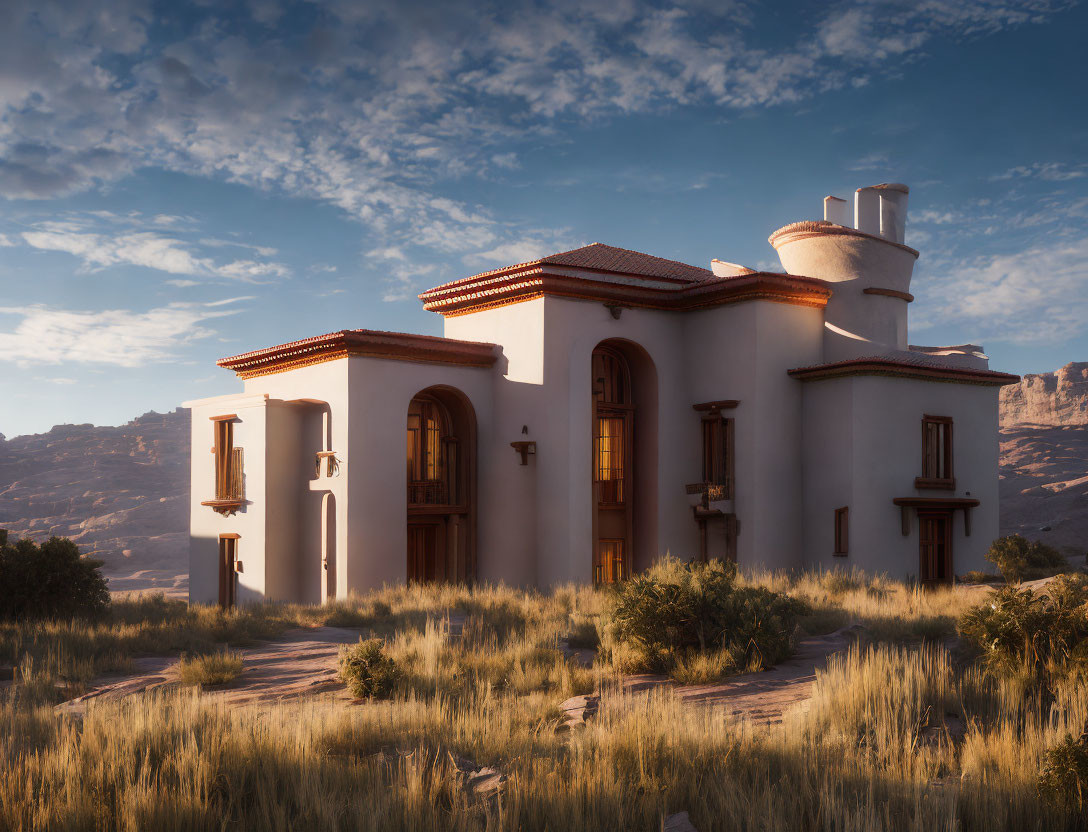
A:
[{"left": 0, "top": 0, "right": 1086, "bottom": 438}]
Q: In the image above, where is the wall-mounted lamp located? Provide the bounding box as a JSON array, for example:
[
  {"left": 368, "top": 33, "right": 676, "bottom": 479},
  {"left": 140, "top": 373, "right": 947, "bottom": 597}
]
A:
[
  {"left": 510, "top": 441, "right": 536, "bottom": 465},
  {"left": 315, "top": 451, "right": 340, "bottom": 478}
]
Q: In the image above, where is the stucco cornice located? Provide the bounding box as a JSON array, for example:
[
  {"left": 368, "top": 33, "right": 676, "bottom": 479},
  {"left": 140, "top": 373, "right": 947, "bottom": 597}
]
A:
[
  {"left": 420, "top": 269, "right": 831, "bottom": 317},
  {"left": 787, "top": 358, "right": 1020, "bottom": 387},
  {"left": 217, "top": 329, "right": 501, "bottom": 379},
  {"left": 768, "top": 221, "right": 920, "bottom": 258}
]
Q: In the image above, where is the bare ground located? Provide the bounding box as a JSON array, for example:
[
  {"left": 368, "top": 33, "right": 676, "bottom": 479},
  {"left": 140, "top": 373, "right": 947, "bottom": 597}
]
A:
[
  {"left": 58, "top": 620, "right": 861, "bottom": 726},
  {"left": 59, "top": 626, "right": 370, "bottom": 715}
]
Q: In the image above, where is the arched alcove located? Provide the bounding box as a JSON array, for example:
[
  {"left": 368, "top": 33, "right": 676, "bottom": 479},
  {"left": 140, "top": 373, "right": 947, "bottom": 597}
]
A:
[
  {"left": 591, "top": 339, "right": 658, "bottom": 583},
  {"left": 406, "top": 386, "right": 477, "bottom": 583}
]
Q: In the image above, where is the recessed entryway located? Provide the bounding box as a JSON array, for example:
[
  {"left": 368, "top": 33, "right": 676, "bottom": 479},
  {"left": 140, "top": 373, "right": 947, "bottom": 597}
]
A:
[{"left": 406, "top": 386, "right": 476, "bottom": 583}]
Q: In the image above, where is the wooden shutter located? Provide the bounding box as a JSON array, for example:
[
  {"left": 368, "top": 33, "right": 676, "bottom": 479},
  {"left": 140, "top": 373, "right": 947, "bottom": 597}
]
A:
[{"left": 213, "top": 418, "right": 233, "bottom": 499}]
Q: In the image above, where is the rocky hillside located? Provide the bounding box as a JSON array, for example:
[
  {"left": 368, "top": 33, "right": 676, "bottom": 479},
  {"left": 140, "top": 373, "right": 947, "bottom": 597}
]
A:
[
  {"left": 0, "top": 409, "right": 189, "bottom": 596},
  {"left": 1000, "top": 362, "right": 1088, "bottom": 426},
  {"left": 999, "top": 362, "right": 1088, "bottom": 557}
]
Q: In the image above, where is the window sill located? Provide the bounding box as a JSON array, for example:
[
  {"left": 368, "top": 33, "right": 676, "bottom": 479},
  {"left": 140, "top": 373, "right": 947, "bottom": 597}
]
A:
[
  {"left": 201, "top": 499, "right": 246, "bottom": 516},
  {"left": 914, "top": 477, "right": 955, "bottom": 491}
]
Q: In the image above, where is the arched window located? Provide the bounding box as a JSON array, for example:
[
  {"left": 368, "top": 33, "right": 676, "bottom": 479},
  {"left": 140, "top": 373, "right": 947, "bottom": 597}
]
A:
[
  {"left": 592, "top": 344, "right": 635, "bottom": 583},
  {"left": 593, "top": 346, "right": 632, "bottom": 506},
  {"left": 407, "top": 395, "right": 457, "bottom": 505}
]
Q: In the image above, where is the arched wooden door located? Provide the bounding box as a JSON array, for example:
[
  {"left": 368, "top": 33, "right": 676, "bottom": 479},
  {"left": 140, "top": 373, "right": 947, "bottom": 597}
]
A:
[
  {"left": 407, "top": 389, "right": 475, "bottom": 583},
  {"left": 592, "top": 345, "right": 634, "bottom": 584}
]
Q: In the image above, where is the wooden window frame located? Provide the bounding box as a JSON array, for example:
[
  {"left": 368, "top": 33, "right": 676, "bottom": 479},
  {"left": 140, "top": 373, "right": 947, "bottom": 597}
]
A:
[
  {"left": 218, "top": 534, "right": 239, "bottom": 609},
  {"left": 699, "top": 414, "right": 735, "bottom": 500},
  {"left": 917, "top": 414, "right": 954, "bottom": 490},
  {"left": 202, "top": 415, "right": 245, "bottom": 515},
  {"left": 408, "top": 395, "right": 460, "bottom": 508},
  {"left": 834, "top": 506, "right": 849, "bottom": 556}
]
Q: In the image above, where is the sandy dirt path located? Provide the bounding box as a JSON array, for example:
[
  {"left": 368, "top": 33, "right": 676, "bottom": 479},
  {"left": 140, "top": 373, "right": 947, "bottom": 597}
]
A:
[
  {"left": 59, "top": 626, "right": 370, "bottom": 714},
  {"left": 613, "top": 626, "right": 860, "bottom": 725}
]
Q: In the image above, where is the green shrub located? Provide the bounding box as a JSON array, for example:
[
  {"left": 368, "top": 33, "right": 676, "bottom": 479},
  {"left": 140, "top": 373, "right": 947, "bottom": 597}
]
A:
[
  {"left": 1038, "top": 724, "right": 1088, "bottom": 806},
  {"left": 177, "top": 651, "right": 244, "bottom": 686},
  {"left": 986, "top": 534, "right": 1068, "bottom": 582},
  {"left": 958, "top": 574, "right": 1088, "bottom": 696},
  {"left": 608, "top": 557, "right": 803, "bottom": 675},
  {"left": 0, "top": 535, "right": 109, "bottom": 621},
  {"left": 338, "top": 637, "right": 399, "bottom": 699}
]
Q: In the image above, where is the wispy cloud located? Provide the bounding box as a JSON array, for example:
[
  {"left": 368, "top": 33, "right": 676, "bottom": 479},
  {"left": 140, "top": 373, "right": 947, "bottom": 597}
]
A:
[
  {"left": 0, "top": 299, "right": 248, "bottom": 367},
  {"left": 847, "top": 151, "right": 891, "bottom": 172},
  {"left": 992, "top": 162, "right": 1087, "bottom": 182},
  {"left": 916, "top": 236, "right": 1088, "bottom": 344},
  {"left": 0, "top": 0, "right": 1071, "bottom": 263},
  {"left": 19, "top": 226, "right": 289, "bottom": 281}
]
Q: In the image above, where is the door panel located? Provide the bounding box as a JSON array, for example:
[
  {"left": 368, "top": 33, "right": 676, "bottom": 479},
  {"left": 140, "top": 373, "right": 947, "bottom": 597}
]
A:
[
  {"left": 594, "top": 540, "right": 626, "bottom": 584},
  {"left": 918, "top": 512, "right": 952, "bottom": 586},
  {"left": 218, "top": 538, "right": 237, "bottom": 609},
  {"left": 408, "top": 522, "right": 440, "bottom": 583}
]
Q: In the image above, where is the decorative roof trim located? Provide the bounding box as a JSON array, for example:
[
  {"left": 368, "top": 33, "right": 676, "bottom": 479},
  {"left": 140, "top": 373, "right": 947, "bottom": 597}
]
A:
[
  {"left": 420, "top": 270, "right": 831, "bottom": 317},
  {"left": 863, "top": 287, "right": 914, "bottom": 302},
  {"left": 768, "top": 220, "right": 920, "bottom": 258},
  {"left": 218, "top": 329, "right": 501, "bottom": 379},
  {"left": 787, "top": 358, "right": 1020, "bottom": 387}
]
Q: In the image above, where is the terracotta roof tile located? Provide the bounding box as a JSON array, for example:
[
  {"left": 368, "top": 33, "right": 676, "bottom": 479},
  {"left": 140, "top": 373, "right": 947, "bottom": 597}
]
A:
[{"left": 455, "top": 243, "right": 713, "bottom": 285}]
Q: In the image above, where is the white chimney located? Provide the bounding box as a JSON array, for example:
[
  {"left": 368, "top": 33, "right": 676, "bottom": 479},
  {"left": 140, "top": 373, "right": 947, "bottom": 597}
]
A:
[
  {"left": 874, "top": 183, "right": 909, "bottom": 243},
  {"left": 854, "top": 187, "right": 881, "bottom": 235},
  {"left": 823, "top": 196, "right": 848, "bottom": 226}
]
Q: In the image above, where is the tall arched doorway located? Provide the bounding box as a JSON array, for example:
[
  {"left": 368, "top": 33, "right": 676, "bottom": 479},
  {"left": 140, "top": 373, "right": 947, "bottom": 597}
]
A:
[
  {"left": 592, "top": 344, "right": 635, "bottom": 584},
  {"left": 406, "top": 387, "right": 476, "bottom": 583}
]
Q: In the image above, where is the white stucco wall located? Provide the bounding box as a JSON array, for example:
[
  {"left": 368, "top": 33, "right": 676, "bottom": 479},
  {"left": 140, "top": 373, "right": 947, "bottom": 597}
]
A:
[
  {"left": 186, "top": 392, "right": 270, "bottom": 605},
  {"left": 801, "top": 375, "right": 1000, "bottom": 580},
  {"left": 446, "top": 299, "right": 544, "bottom": 585},
  {"left": 684, "top": 301, "right": 824, "bottom": 570},
  {"left": 344, "top": 357, "right": 496, "bottom": 590}
]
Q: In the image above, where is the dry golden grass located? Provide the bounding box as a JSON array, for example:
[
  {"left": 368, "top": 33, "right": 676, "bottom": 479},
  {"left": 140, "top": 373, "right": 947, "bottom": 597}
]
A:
[
  {"left": 177, "top": 651, "right": 244, "bottom": 687},
  {"left": 1, "top": 569, "right": 1086, "bottom": 830}
]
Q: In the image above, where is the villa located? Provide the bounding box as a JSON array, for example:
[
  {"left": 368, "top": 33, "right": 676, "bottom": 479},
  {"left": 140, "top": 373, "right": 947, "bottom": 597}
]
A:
[{"left": 186, "top": 183, "right": 1019, "bottom": 607}]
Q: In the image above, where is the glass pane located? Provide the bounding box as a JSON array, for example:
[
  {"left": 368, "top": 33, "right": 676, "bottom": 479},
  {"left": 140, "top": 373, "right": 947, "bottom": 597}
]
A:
[{"left": 596, "top": 416, "right": 625, "bottom": 503}]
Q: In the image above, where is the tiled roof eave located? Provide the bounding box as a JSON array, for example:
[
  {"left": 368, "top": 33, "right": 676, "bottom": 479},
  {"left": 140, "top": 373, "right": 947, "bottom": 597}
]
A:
[
  {"left": 217, "top": 329, "right": 501, "bottom": 379},
  {"left": 421, "top": 271, "right": 831, "bottom": 316}
]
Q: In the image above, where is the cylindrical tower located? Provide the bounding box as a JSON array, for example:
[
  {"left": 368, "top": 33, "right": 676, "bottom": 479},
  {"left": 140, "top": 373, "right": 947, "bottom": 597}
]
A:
[{"left": 769, "top": 183, "right": 917, "bottom": 362}]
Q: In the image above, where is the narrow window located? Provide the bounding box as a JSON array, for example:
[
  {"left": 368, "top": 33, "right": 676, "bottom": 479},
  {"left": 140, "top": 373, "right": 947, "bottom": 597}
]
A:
[
  {"left": 218, "top": 534, "right": 239, "bottom": 609},
  {"left": 834, "top": 507, "right": 849, "bottom": 555},
  {"left": 596, "top": 416, "right": 625, "bottom": 504},
  {"left": 209, "top": 415, "right": 244, "bottom": 505},
  {"left": 701, "top": 416, "right": 734, "bottom": 499},
  {"left": 213, "top": 417, "right": 233, "bottom": 498},
  {"left": 918, "top": 415, "right": 954, "bottom": 489}
]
